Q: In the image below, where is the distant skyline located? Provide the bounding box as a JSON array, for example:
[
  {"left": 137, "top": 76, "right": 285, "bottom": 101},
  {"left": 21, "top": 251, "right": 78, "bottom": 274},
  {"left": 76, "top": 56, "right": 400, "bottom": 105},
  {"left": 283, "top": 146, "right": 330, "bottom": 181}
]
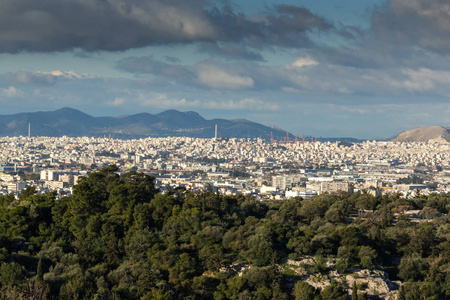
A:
[{"left": 0, "top": 0, "right": 450, "bottom": 139}]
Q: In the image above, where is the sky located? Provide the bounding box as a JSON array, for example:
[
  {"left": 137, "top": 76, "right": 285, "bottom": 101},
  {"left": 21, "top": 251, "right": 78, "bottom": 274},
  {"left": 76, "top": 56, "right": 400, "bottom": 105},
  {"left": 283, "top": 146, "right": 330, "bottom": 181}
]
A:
[{"left": 1, "top": 0, "right": 450, "bottom": 139}]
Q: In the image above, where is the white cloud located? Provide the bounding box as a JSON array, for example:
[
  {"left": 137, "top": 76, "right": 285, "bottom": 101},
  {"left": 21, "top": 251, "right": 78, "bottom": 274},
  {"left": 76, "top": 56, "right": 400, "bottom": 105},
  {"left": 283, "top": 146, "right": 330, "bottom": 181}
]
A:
[
  {"left": 340, "top": 106, "right": 368, "bottom": 114},
  {"left": 136, "top": 92, "right": 201, "bottom": 108},
  {"left": 3, "top": 70, "right": 56, "bottom": 84},
  {"left": 0, "top": 86, "right": 25, "bottom": 98},
  {"left": 195, "top": 64, "right": 254, "bottom": 89},
  {"left": 204, "top": 98, "right": 279, "bottom": 111},
  {"left": 123, "top": 90, "right": 278, "bottom": 111},
  {"left": 124, "top": 2, "right": 217, "bottom": 40},
  {"left": 105, "top": 97, "right": 125, "bottom": 106},
  {"left": 38, "top": 70, "right": 95, "bottom": 79},
  {"left": 338, "top": 87, "right": 353, "bottom": 94},
  {"left": 290, "top": 57, "right": 318, "bottom": 68},
  {"left": 388, "top": 68, "right": 450, "bottom": 92}
]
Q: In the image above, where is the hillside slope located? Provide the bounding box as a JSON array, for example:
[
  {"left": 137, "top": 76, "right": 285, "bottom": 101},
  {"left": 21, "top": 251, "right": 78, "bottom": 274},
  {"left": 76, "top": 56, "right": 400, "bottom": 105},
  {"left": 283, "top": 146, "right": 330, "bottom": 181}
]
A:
[{"left": 390, "top": 126, "right": 450, "bottom": 142}]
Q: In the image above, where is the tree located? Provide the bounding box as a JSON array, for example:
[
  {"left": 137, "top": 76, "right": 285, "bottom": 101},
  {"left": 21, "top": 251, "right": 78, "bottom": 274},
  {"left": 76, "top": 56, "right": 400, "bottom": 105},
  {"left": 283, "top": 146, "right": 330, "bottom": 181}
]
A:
[
  {"left": 59, "top": 276, "right": 94, "bottom": 300},
  {"left": 0, "top": 194, "right": 15, "bottom": 208},
  {"left": 20, "top": 186, "right": 37, "bottom": 201},
  {"left": 352, "top": 281, "right": 357, "bottom": 300},
  {"left": 354, "top": 193, "right": 379, "bottom": 211},
  {"left": 397, "top": 282, "right": 423, "bottom": 300},
  {"left": 335, "top": 258, "right": 349, "bottom": 274},
  {"left": 36, "top": 258, "right": 43, "bottom": 282},
  {"left": 299, "top": 195, "right": 335, "bottom": 223},
  {"left": 23, "top": 278, "right": 50, "bottom": 300},
  {"left": 398, "top": 253, "right": 427, "bottom": 281},
  {"left": 358, "top": 246, "right": 376, "bottom": 269},
  {"left": 245, "top": 231, "right": 274, "bottom": 266},
  {"left": 278, "top": 197, "right": 302, "bottom": 225},
  {"left": 320, "top": 280, "right": 347, "bottom": 300},
  {"left": 0, "top": 262, "right": 25, "bottom": 289},
  {"left": 294, "top": 280, "right": 315, "bottom": 300},
  {"left": 168, "top": 253, "right": 199, "bottom": 293},
  {"left": 419, "top": 207, "right": 440, "bottom": 219},
  {"left": 325, "top": 200, "right": 349, "bottom": 223}
]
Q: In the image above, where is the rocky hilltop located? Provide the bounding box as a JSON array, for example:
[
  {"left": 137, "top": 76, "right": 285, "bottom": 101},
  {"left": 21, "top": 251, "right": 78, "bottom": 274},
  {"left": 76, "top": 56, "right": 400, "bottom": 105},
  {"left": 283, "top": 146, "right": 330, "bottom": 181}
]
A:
[{"left": 390, "top": 125, "right": 450, "bottom": 143}]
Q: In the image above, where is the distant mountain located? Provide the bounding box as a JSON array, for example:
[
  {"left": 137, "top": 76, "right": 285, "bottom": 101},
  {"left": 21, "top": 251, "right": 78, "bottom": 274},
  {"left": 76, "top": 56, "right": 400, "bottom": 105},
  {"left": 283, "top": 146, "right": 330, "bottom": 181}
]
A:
[
  {"left": 390, "top": 126, "right": 450, "bottom": 143},
  {"left": 0, "top": 107, "right": 296, "bottom": 140}
]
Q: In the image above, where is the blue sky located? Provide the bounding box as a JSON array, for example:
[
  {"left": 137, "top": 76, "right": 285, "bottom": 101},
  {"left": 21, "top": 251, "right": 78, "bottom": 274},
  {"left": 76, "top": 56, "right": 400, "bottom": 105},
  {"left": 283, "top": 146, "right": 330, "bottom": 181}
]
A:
[{"left": 1, "top": 0, "right": 450, "bottom": 139}]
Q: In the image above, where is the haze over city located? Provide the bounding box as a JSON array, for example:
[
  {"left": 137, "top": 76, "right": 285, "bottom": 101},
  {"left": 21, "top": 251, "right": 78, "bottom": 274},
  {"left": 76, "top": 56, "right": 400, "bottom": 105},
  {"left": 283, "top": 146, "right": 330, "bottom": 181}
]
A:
[{"left": 0, "top": 0, "right": 449, "bottom": 139}]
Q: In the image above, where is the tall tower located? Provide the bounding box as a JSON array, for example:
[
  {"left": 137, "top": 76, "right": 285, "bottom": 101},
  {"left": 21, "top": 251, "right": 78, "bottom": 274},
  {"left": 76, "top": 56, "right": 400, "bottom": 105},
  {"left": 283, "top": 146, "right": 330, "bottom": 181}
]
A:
[{"left": 215, "top": 124, "right": 218, "bottom": 139}]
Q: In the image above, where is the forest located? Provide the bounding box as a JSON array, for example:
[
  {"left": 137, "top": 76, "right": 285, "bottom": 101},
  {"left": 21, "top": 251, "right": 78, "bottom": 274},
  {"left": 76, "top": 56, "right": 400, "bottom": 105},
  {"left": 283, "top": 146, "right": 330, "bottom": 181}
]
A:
[{"left": 0, "top": 165, "right": 449, "bottom": 299}]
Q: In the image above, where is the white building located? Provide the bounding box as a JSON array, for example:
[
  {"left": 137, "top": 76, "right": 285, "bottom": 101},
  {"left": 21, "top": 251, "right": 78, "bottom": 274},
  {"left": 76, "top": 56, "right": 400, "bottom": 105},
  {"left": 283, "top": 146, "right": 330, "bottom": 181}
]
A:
[{"left": 40, "top": 170, "right": 59, "bottom": 181}]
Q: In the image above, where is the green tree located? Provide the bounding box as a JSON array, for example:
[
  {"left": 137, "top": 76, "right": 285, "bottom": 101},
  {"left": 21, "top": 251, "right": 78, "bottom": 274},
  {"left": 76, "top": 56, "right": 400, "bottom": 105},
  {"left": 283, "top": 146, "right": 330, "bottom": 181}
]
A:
[
  {"left": 0, "top": 262, "right": 25, "bottom": 289},
  {"left": 59, "top": 275, "right": 94, "bottom": 300},
  {"left": 278, "top": 197, "right": 302, "bottom": 225},
  {"left": 352, "top": 281, "right": 357, "bottom": 300},
  {"left": 299, "top": 195, "right": 335, "bottom": 223},
  {"left": 245, "top": 233, "right": 274, "bottom": 266},
  {"left": 0, "top": 194, "right": 14, "bottom": 208},
  {"left": 398, "top": 253, "right": 427, "bottom": 281},
  {"left": 20, "top": 186, "right": 37, "bottom": 201},
  {"left": 335, "top": 258, "right": 349, "bottom": 274},
  {"left": 325, "top": 200, "right": 349, "bottom": 223},
  {"left": 168, "top": 253, "right": 199, "bottom": 293},
  {"left": 397, "top": 282, "right": 423, "bottom": 300},
  {"left": 358, "top": 246, "right": 376, "bottom": 269},
  {"left": 36, "top": 257, "right": 43, "bottom": 282},
  {"left": 320, "top": 280, "right": 347, "bottom": 300},
  {"left": 294, "top": 280, "right": 315, "bottom": 300}
]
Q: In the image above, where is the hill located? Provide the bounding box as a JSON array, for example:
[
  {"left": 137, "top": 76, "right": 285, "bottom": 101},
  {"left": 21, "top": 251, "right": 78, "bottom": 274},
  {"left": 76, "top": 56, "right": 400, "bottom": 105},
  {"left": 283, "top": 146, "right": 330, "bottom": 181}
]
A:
[
  {"left": 390, "top": 126, "right": 450, "bottom": 143},
  {"left": 0, "top": 107, "right": 293, "bottom": 140}
]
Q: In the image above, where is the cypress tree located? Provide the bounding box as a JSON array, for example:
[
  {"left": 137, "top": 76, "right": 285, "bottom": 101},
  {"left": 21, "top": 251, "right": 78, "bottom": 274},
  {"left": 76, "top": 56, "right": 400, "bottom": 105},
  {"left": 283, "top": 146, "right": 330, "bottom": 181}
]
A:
[
  {"left": 352, "top": 281, "right": 357, "bottom": 300},
  {"left": 37, "top": 258, "right": 43, "bottom": 281}
]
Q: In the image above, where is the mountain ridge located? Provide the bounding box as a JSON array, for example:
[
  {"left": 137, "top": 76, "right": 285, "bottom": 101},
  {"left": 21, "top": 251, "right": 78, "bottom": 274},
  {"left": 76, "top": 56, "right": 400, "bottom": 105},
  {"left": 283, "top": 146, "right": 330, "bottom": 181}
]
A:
[
  {"left": 0, "top": 107, "right": 294, "bottom": 140},
  {"left": 7, "top": 108, "right": 447, "bottom": 143}
]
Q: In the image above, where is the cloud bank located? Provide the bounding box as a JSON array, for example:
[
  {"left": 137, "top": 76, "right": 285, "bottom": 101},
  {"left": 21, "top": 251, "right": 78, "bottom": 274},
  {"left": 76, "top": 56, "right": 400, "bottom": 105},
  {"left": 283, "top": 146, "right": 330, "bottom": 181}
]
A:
[
  {"left": 0, "top": 0, "right": 331, "bottom": 53},
  {"left": 372, "top": 0, "right": 450, "bottom": 53}
]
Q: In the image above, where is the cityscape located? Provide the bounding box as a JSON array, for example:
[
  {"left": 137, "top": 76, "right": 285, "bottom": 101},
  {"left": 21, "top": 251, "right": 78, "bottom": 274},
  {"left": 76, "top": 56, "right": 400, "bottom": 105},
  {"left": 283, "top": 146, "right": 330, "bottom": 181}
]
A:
[
  {"left": 2, "top": 135, "right": 450, "bottom": 201},
  {"left": 1, "top": 0, "right": 450, "bottom": 298}
]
